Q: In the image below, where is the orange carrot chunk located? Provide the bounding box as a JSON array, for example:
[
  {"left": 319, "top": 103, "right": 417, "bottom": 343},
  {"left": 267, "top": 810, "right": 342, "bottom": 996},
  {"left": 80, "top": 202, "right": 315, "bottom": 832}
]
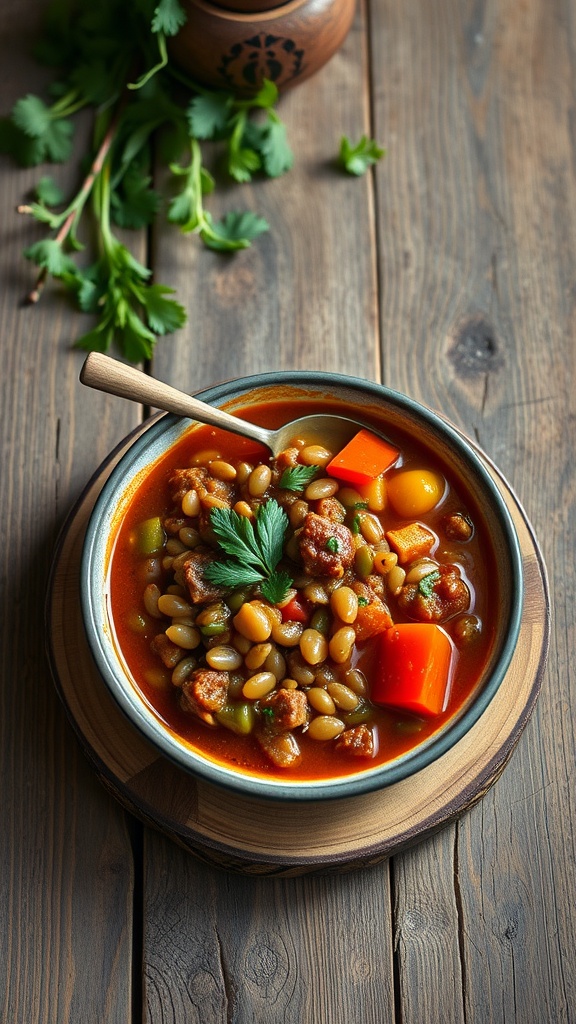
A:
[
  {"left": 327, "top": 429, "right": 399, "bottom": 486},
  {"left": 385, "top": 522, "right": 435, "bottom": 563},
  {"left": 372, "top": 623, "right": 454, "bottom": 718}
]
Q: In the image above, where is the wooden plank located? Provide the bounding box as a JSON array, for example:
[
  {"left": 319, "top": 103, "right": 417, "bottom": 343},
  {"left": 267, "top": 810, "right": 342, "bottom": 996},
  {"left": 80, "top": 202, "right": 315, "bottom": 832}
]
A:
[
  {"left": 142, "top": 831, "right": 394, "bottom": 1024},
  {"left": 370, "top": 0, "right": 575, "bottom": 1020},
  {"left": 0, "top": 16, "right": 138, "bottom": 1022}
]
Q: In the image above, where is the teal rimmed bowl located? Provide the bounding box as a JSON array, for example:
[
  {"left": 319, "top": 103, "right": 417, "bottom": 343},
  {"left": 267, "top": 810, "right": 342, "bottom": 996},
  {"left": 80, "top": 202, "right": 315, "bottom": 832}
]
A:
[{"left": 80, "top": 371, "right": 524, "bottom": 802}]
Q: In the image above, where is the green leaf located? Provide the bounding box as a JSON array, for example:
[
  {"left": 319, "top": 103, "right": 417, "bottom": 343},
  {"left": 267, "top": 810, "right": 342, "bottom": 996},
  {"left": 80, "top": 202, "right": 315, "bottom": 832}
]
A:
[
  {"left": 279, "top": 465, "right": 318, "bottom": 491},
  {"left": 35, "top": 176, "right": 65, "bottom": 206},
  {"left": 418, "top": 570, "right": 441, "bottom": 598},
  {"left": 141, "top": 284, "right": 187, "bottom": 334},
  {"left": 228, "top": 145, "right": 261, "bottom": 183},
  {"left": 24, "top": 239, "right": 77, "bottom": 277},
  {"left": 203, "top": 561, "right": 264, "bottom": 589},
  {"left": 151, "top": 0, "right": 187, "bottom": 35},
  {"left": 75, "top": 324, "right": 114, "bottom": 353},
  {"left": 213, "top": 210, "right": 269, "bottom": 244},
  {"left": 12, "top": 95, "right": 51, "bottom": 138},
  {"left": 42, "top": 117, "right": 75, "bottom": 162},
  {"left": 338, "top": 135, "right": 385, "bottom": 176},
  {"left": 0, "top": 117, "right": 44, "bottom": 166},
  {"left": 261, "top": 569, "right": 293, "bottom": 605},
  {"left": 249, "top": 79, "right": 279, "bottom": 110},
  {"left": 111, "top": 170, "right": 161, "bottom": 229},
  {"left": 188, "top": 92, "right": 232, "bottom": 140},
  {"left": 254, "top": 500, "right": 288, "bottom": 573},
  {"left": 259, "top": 116, "right": 294, "bottom": 178}
]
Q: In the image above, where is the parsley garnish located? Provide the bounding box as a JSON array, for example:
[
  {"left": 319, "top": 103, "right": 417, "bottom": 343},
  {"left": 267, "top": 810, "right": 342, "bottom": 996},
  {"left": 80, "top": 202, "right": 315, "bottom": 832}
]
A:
[
  {"left": 325, "top": 537, "right": 340, "bottom": 553},
  {"left": 204, "top": 500, "right": 293, "bottom": 604},
  {"left": 418, "top": 570, "right": 441, "bottom": 598},
  {"left": 357, "top": 596, "right": 369, "bottom": 607},
  {"left": 338, "top": 135, "right": 386, "bottom": 176},
  {"left": 279, "top": 465, "right": 318, "bottom": 491},
  {"left": 1, "top": 0, "right": 292, "bottom": 359}
]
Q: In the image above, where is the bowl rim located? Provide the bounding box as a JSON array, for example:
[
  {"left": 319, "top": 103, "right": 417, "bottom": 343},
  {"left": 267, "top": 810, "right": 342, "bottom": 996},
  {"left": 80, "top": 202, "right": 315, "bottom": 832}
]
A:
[{"left": 80, "top": 370, "right": 524, "bottom": 802}]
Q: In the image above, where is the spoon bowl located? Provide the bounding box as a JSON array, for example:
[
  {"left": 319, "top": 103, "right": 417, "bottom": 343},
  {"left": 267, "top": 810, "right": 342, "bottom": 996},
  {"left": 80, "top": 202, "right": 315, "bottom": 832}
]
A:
[{"left": 80, "top": 353, "right": 364, "bottom": 456}]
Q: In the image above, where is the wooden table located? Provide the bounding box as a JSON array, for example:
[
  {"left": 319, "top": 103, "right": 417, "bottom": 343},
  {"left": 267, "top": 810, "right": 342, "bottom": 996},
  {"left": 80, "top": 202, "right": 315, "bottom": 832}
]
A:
[{"left": 0, "top": 1, "right": 572, "bottom": 1020}]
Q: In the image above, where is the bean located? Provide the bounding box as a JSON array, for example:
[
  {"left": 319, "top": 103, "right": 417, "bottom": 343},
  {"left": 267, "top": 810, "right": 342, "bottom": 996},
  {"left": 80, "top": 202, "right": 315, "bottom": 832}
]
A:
[
  {"left": 248, "top": 464, "right": 272, "bottom": 497},
  {"left": 236, "top": 461, "right": 253, "bottom": 485},
  {"left": 304, "top": 478, "right": 339, "bottom": 501},
  {"left": 314, "top": 663, "right": 337, "bottom": 687},
  {"left": 373, "top": 550, "right": 398, "bottom": 575},
  {"left": 405, "top": 559, "right": 439, "bottom": 584},
  {"left": 201, "top": 494, "right": 229, "bottom": 510},
  {"left": 227, "top": 588, "right": 252, "bottom": 614},
  {"left": 336, "top": 487, "right": 365, "bottom": 508},
  {"left": 143, "top": 667, "right": 170, "bottom": 690},
  {"left": 233, "top": 501, "right": 254, "bottom": 519},
  {"left": 126, "top": 611, "right": 148, "bottom": 634},
  {"left": 264, "top": 647, "right": 287, "bottom": 680},
  {"left": 166, "top": 537, "right": 186, "bottom": 555},
  {"left": 232, "top": 632, "right": 252, "bottom": 656},
  {"left": 171, "top": 656, "right": 197, "bottom": 686},
  {"left": 289, "top": 500, "right": 309, "bottom": 528},
  {"left": 165, "top": 624, "right": 201, "bottom": 649},
  {"left": 280, "top": 678, "right": 299, "bottom": 690},
  {"left": 327, "top": 681, "right": 360, "bottom": 711},
  {"left": 387, "top": 565, "right": 406, "bottom": 595},
  {"left": 344, "top": 668, "right": 368, "bottom": 696},
  {"left": 242, "top": 672, "right": 277, "bottom": 700},
  {"left": 181, "top": 489, "right": 200, "bottom": 517},
  {"left": 196, "top": 604, "right": 228, "bottom": 627},
  {"left": 302, "top": 582, "right": 329, "bottom": 604},
  {"left": 157, "top": 593, "right": 193, "bottom": 618},
  {"left": 206, "top": 646, "right": 244, "bottom": 671},
  {"left": 307, "top": 716, "right": 345, "bottom": 741},
  {"left": 208, "top": 460, "right": 237, "bottom": 481},
  {"left": 233, "top": 602, "right": 273, "bottom": 642},
  {"left": 191, "top": 448, "right": 221, "bottom": 466},
  {"left": 299, "top": 444, "right": 333, "bottom": 467},
  {"left": 328, "top": 626, "right": 356, "bottom": 664},
  {"left": 330, "top": 586, "right": 358, "bottom": 624},
  {"left": 299, "top": 628, "right": 329, "bottom": 666},
  {"left": 359, "top": 513, "right": 383, "bottom": 544},
  {"left": 178, "top": 526, "right": 200, "bottom": 548},
  {"left": 244, "top": 642, "right": 273, "bottom": 671},
  {"left": 171, "top": 550, "right": 192, "bottom": 573},
  {"left": 143, "top": 583, "right": 162, "bottom": 618},
  {"left": 354, "top": 545, "right": 374, "bottom": 578},
  {"left": 227, "top": 672, "right": 245, "bottom": 699},
  {"left": 287, "top": 651, "right": 316, "bottom": 686},
  {"left": 138, "top": 556, "right": 162, "bottom": 583},
  {"left": 271, "top": 620, "right": 304, "bottom": 646},
  {"left": 307, "top": 687, "right": 336, "bottom": 715},
  {"left": 310, "top": 608, "right": 330, "bottom": 635}
]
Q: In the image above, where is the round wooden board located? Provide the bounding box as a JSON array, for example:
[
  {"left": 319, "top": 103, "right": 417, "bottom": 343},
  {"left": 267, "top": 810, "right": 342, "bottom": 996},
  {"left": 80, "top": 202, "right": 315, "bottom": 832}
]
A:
[{"left": 47, "top": 419, "right": 550, "bottom": 876}]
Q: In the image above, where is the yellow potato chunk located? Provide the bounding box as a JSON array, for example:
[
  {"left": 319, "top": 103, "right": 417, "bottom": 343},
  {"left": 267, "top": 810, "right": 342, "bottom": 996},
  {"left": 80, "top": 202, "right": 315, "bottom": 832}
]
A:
[{"left": 386, "top": 469, "right": 445, "bottom": 518}]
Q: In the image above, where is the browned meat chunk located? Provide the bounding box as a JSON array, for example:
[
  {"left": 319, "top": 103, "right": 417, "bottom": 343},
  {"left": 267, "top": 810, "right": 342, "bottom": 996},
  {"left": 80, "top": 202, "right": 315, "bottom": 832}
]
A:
[
  {"left": 397, "top": 564, "right": 470, "bottom": 622},
  {"left": 443, "top": 512, "right": 474, "bottom": 542},
  {"left": 255, "top": 729, "right": 302, "bottom": 768},
  {"left": 314, "top": 497, "right": 346, "bottom": 523},
  {"left": 335, "top": 724, "right": 375, "bottom": 758},
  {"left": 351, "top": 582, "right": 393, "bottom": 641},
  {"left": 298, "top": 513, "right": 354, "bottom": 578},
  {"left": 168, "top": 466, "right": 233, "bottom": 506},
  {"left": 261, "top": 688, "right": 309, "bottom": 730},
  {"left": 272, "top": 448, "right": 300, "bottom": 476},
  {"left": 182, "top": 550, "right": 227, "bottom": 605},
  {"left": 180, "top": 669, "right": 228, "bottom": 716},
  {"left": 150, "top": 633, "right": 185, "bottom": 668}
]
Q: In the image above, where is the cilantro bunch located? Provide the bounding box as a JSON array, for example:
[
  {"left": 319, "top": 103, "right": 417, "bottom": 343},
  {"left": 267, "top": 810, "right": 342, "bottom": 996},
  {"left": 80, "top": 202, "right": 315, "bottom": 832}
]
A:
[{"left": 0, "top": 0, "right": 294, "bottom": 360}]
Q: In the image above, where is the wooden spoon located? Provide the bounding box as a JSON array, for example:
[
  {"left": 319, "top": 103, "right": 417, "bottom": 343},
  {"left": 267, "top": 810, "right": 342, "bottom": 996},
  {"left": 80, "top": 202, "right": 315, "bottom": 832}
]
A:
[{"left": 80, "top": 352, "right": 365, "bottom": 456}]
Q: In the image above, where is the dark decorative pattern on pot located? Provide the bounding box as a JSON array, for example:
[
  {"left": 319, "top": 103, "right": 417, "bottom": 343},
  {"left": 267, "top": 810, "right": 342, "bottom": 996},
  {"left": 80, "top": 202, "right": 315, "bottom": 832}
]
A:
[{"left": 218, "top": 33, "right": 305, "bottom": 89}]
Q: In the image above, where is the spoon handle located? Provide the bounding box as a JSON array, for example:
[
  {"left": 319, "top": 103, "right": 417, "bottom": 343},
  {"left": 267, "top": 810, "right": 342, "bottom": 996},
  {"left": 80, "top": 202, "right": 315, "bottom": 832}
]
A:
[{"left": 80, "top": 353, "right": 273, "bottom": 449}]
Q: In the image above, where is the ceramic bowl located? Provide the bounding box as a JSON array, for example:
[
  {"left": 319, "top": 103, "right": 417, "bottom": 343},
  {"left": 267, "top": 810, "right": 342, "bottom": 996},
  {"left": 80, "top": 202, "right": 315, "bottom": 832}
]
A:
[{"left": 80, "top": 371, "right": 524, "bottom": 801}]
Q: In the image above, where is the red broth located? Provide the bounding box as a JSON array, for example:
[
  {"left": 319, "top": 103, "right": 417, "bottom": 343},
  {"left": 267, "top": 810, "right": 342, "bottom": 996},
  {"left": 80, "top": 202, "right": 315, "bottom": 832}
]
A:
[{"left": 108, "top": 397, "right": 499, "bottom": 781}]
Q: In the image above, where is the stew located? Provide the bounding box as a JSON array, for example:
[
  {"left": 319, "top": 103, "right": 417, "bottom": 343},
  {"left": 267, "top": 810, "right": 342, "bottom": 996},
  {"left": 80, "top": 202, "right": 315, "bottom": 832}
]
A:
[{"left": 108, "top": 397, "right": 498, "bottom": 781}]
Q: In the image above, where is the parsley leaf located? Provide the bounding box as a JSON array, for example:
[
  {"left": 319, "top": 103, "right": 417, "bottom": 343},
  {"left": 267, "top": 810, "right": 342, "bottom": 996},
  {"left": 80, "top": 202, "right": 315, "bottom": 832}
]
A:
[
  {"left": 187, "top": 92, "right": 232, "bottom": 139},
  {"left": 205, "top": 500, "right": 293, "bottom": 603},
  {"left": 35, "top": 176, "right": 65, "bottom": 206},
  {"left": 279, "top": 465, "right": 318, "bottom": 491},
  {"left": 418, "top": 570, "right": 441, "bottom": 598},
  {"left": 325, "top": 537, "right": 340, "bottom": 553},
  {"left": 151, "top": 0, "right": 187, "bottom": 36},
  {"left": 338, "top": 134, "right": 385, "bottom": 176}
]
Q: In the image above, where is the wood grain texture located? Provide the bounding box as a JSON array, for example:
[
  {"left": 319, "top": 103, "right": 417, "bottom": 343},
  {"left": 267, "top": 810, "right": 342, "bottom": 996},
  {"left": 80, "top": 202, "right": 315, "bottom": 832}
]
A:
[{"left": 1, "top": 0, "right": 574, "bottom": 1020}]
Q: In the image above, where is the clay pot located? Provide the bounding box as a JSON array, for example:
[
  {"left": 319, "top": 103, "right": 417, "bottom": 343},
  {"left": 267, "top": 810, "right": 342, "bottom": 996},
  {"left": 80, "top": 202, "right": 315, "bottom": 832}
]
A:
[{"left": 169, "top": 0, "right": 357, "bottom": 94}]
